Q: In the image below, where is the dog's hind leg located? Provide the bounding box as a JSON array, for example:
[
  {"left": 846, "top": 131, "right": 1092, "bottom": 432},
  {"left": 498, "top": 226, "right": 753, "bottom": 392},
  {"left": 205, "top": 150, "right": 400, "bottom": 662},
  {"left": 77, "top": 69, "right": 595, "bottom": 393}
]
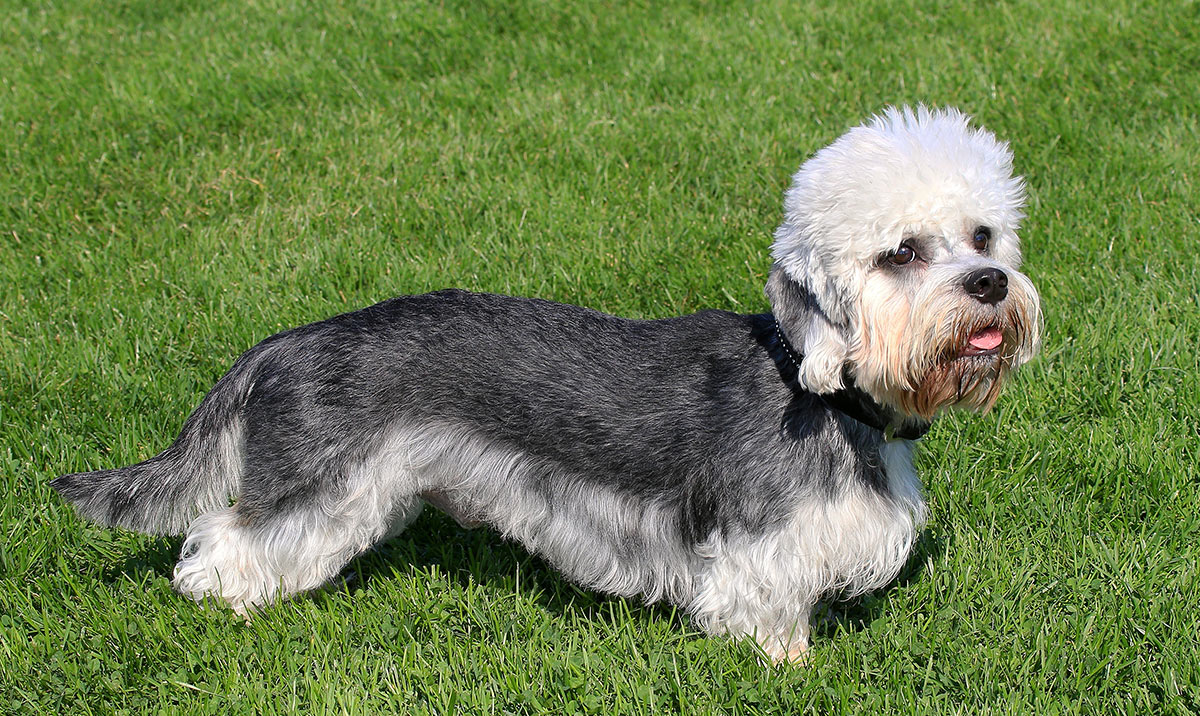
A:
[{"left": 173, "top": 461, "right": 424, "bottom": 613}]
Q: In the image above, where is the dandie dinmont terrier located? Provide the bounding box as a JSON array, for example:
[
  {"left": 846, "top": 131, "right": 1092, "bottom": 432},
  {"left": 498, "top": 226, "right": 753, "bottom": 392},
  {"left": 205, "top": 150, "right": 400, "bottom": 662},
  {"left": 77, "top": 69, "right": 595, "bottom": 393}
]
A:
[{"left": 54, "top": 107, "right": 1041, "bottom": 662}]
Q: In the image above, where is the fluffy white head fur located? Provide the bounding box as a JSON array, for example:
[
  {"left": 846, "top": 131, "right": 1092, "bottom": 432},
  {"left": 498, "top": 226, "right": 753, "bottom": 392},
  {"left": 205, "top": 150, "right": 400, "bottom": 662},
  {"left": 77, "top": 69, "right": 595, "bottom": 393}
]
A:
[{"left": 770, "top": 106, "right": 1040, "bottom": 412}]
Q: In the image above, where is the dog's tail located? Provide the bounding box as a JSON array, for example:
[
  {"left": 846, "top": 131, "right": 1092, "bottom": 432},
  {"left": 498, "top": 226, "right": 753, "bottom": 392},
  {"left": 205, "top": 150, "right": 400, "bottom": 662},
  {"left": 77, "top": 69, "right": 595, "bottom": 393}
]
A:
[{"left": 51, "top": 345, "right": 270, "bottom": 536}]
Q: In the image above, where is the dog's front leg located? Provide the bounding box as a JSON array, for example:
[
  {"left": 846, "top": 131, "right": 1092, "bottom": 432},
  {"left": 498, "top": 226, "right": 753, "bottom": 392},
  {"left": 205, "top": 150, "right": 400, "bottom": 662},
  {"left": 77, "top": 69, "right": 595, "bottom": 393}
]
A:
[
  {"left": 753, "top": 618, "right": 813, "bottom": 665},
  {"left": 690, "top": 552, "right": 817, "bottom": 665}
]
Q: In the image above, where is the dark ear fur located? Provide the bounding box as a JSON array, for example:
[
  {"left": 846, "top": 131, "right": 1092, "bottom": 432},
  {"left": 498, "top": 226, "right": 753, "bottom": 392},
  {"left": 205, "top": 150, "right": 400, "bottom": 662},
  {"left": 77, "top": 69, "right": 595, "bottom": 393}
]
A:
[{"left": 764, "top": 264, "right": 849, "bottom": 394}]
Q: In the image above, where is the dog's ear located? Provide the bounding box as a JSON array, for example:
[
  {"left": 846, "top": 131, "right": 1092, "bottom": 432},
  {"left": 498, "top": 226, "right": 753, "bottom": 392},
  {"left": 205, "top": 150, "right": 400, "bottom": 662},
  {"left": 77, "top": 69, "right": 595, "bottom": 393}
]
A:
[{"left": 765, "top": 264, "right": 850, "bottom": 394}]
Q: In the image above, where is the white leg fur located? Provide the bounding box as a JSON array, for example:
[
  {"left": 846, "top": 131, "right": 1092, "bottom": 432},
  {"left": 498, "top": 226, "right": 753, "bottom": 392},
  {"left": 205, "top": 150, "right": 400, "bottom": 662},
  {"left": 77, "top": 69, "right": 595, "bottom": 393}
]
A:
[{"left": 173, "top": 478, "right": 423, "bottom": 612}]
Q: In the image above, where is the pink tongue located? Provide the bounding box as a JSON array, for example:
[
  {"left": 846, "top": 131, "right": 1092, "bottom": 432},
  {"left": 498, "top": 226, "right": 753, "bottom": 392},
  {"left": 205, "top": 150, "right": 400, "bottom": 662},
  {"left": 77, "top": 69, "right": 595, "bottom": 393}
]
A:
[{"left": 968, "top": 327, "right": 1003, "bottom": 350}]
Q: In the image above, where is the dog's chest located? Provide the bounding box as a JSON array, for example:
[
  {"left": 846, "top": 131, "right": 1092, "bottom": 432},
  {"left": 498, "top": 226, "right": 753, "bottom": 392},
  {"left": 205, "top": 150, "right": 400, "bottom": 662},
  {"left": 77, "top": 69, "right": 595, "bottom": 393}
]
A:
[{"left": 781, "top": 439, "right": 926, "bottom": 596}]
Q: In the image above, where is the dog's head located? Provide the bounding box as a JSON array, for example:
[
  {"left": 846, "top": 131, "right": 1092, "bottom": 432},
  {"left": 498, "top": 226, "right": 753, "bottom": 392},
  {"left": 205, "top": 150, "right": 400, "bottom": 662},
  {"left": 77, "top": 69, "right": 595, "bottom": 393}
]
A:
[{"left": 768, "top": 106, "right": 1041, "bottom": 419}]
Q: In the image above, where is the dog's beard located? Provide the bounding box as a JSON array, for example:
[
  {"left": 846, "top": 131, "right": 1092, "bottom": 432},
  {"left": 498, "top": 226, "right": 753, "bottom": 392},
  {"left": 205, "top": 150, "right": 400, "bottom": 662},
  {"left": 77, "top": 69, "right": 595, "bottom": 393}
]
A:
[{"left": 899, "top": 352, "right": 1010, "bottom": 419}]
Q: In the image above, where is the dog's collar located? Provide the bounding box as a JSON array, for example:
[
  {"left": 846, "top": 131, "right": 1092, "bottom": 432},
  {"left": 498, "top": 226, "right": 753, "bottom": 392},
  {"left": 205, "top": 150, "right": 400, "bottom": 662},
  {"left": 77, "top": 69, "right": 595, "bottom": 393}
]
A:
[{"left": 766, "top": 316, "right": 931, "bottom": 441}]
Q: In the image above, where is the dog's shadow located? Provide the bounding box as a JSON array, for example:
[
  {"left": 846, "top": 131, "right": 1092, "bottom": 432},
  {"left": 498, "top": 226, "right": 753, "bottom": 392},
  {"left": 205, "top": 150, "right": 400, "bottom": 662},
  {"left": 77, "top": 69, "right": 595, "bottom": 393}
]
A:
[
  {"left": 99, "top": 511, "right": 681, "bottom": 630},
  {"left": 810, "top": 526, "right": 949, "bottom": 641},
  {"left": 339, "top": 511, "right": 950, "bottom": 643},
  {"left": 334, "top": 511, "right": 690, "bottom": 632},
  {"left": 111, "top": 513, "right": 947, "bottom": 644}
]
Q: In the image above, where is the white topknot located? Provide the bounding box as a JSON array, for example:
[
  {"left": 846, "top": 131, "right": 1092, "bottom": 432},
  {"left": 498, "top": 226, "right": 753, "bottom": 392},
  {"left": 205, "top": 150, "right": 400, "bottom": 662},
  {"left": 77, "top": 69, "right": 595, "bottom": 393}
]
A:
[{"left": 771, "top": 106, "right": 1026, "bottom": 325}]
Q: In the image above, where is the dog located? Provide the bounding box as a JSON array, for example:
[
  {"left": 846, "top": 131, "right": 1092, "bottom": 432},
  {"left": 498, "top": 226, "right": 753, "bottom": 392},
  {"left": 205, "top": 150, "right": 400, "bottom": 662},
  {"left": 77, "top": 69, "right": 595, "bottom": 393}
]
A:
[{"left": 53, "top": 106, "right": 1041, "bottom": 663}]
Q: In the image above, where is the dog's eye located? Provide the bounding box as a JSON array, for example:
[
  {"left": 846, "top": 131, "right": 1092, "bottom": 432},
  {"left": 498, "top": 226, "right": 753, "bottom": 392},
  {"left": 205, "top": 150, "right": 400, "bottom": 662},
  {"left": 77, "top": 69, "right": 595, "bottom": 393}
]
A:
[
  {"left": 972, "top": 227, "right": 992, "bottom": 252},
  {"left": 887, "top": 243, "right": 917, "bottom": 266}
]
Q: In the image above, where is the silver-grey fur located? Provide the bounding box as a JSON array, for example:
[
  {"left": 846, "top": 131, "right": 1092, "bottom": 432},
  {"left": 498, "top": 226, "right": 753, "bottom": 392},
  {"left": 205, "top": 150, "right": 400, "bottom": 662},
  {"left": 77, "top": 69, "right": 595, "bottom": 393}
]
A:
[{"left": 53, "top": 107, "right": 1040, "bottom": 662}]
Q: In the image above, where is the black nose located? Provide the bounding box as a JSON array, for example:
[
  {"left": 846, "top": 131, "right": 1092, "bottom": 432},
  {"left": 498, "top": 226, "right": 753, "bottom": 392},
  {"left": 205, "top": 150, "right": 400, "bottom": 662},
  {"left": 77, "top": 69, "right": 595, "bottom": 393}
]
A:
[{"left": 962, "top": 267, "right": 1008, "bottom": 304}]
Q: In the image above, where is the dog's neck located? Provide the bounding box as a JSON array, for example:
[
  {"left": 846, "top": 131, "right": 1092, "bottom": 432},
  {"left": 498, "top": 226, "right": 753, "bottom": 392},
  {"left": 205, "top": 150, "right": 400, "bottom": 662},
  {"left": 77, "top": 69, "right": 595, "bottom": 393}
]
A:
[{"left": 765, "top": 316, "right": 931, "bottom": 441}]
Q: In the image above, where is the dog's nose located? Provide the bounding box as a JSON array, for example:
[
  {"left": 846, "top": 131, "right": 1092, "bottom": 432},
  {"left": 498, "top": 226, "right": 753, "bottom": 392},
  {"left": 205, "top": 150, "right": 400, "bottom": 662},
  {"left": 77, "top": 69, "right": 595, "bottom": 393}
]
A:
[{"left": 962, "top": 267, "right": 1008, "bottom": 304}]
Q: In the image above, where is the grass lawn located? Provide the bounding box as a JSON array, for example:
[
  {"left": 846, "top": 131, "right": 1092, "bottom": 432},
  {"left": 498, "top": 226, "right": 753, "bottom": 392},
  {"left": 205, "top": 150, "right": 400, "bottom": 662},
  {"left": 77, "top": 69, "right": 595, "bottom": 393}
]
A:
[{"left": 3, "top": 0, "right": 1198, "bottom": 712}]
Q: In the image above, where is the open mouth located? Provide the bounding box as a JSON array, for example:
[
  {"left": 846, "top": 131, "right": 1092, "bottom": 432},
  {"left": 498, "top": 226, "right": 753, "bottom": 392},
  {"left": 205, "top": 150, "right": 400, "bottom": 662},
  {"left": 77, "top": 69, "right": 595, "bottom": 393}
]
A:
[{"left": 960, "top": 326, "right": 1003, "bottom": 358}]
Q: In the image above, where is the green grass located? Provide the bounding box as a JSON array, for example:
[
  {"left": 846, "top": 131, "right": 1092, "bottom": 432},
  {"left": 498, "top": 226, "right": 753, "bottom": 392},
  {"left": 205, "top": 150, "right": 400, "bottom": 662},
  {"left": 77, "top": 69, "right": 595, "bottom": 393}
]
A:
[{"left": 3, "top": 0, "right": 1199, "bottom": 712}]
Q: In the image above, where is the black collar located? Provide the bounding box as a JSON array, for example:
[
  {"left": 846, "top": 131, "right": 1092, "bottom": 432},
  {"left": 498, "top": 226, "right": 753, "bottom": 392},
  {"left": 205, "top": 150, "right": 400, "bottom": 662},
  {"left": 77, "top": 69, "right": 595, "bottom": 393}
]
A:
[{"left": 764, "top": 315, "right": 931, "bottom": 441}]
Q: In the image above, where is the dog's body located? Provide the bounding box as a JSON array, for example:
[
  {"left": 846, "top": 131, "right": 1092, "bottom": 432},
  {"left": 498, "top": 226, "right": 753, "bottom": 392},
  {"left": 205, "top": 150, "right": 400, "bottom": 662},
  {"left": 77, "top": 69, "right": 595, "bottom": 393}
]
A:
[{"left": 54, "top": 107, "right": 1040, "bottom": 662}]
